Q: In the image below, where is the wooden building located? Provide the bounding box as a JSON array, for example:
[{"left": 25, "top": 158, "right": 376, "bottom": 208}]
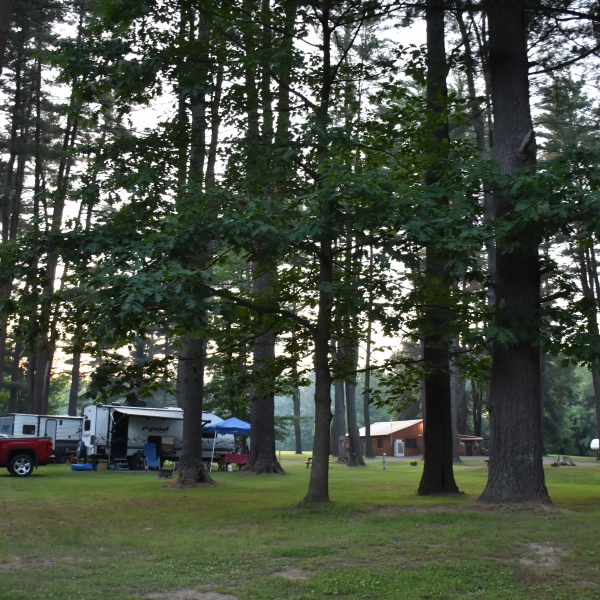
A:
[{"left": 355, "top": 419, "right": 424, "bottom": 457}]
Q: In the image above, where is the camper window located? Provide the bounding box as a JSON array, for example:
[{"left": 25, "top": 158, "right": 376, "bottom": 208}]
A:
[
  {"left": 22, "top": 425, "right": 35, "bottom": 435},
  {"left": 84, "top": 420, "right": 91, "bottom": 431}
]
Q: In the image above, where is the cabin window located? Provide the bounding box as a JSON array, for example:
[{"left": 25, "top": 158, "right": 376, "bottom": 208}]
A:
[
  {"left": 22, "top": 425, "right": 36, "bottom": 435},
  {"left": 59, "top": 420, "right": 63, "bottom": 425},
  {"left": 84, "top": 420, "right": 91, "bottom": 431},
  {"left": 405, "top": 438, "right": 418, "bottom": 449},
  {"left": 377, "top": 438, "right": 384, "bottom": 448}
]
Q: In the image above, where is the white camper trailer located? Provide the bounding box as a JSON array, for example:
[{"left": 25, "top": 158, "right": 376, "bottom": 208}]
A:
[
  {"left": 0, "top": 413, "right": 84, "bottom": 462},
  {"left": 81, "top": 404, "right": 234, "bottom": 469},
  {"left": 591, "top": 439, "right": 599, "bottom": 451}
]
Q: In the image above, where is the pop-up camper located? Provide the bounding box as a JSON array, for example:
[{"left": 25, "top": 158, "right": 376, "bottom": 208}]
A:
[
  {"left": 0, "top": 413, "right": 83, "bottom": 462},
  {"left": 81, "top": 404, "right": 234, "bottom": 469}
]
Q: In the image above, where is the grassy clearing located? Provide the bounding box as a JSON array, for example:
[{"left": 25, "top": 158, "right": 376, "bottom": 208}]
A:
[{"left": 1, "top": 453, "right": 600, "bottom": 599}]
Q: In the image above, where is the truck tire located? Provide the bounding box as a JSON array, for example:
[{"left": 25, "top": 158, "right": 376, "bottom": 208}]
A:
[{"left": 8, "top": 454, "right": 34, "bottom": 477}]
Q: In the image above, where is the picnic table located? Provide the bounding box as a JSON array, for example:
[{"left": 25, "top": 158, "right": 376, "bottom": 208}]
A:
[{"left": 218, "top": 453, "right": 249, "bottom": 471}]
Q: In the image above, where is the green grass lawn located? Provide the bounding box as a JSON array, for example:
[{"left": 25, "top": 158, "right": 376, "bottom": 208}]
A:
[{"left": 1, "top": 453, "right": 600, "bottom": 599}]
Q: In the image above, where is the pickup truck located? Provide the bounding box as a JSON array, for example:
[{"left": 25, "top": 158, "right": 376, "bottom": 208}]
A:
[{"left": 0, "top": 434, "right": 54, "bottom": 476}]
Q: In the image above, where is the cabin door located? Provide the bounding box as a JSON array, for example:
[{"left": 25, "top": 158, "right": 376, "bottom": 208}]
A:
[
  {"left": 44, "top": 419, "right": 57, "bottom": 449},
  {"left": 394, "top": 439, "right": 405, "bottom": 457}
]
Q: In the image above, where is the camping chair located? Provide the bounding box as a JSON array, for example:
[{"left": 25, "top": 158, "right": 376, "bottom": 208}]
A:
[{"left": 143, "top": 443, "right": 161, "bottom": 470}]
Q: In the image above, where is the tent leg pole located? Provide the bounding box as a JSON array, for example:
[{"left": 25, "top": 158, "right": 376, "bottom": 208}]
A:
[{"left": 210, "top": 432, "right": 217, "bottom": 472}]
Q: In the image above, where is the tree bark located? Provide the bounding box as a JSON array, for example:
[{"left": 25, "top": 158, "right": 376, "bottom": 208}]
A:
[
  {"left": 0, "top": 0, "right": 13, "bottom": 75},
  {"left": 175, "top": 12, "right": 215, "bottom": 486},
  {"left": 576, "top": 247, "right": 600, "bottom": 460},
  {"left": 244, "top": 267, "right": 285, "bottom": 474},
  {"left": 363, "top": 249, "right": 375, "bottom": 457},
  {"left": 330, "top": 345, "right": 345, "bottom": 458},
  {"left": 177, "top": 336, "right": 214, "bottom": 485},
  {"left": 26, "top": 353, "right": 35, "bottom": 413},
  {"left": 478, "top": 0, "right": 550, "bottom": 504},
  {"left": 471, "top": 380, "right": 482, "bottom": 437},
  {"left": 304, "top": 241, "right": 334, "bottom": 502},
  {"left": 345, "top": 381, "right": 365, "bottom": 466},
  {"left": 0, "top": 25, "right": 25, "bottom": 389},
  {"left": 417, "top": 0, "right": 460, "bottom": 496},
  {"left": 68, "top": 348, "right": 81, "bottom": 417},
  {"left": 450, "top": 358, "right": 462, "bottom": 463},
  {"left": 162, "top": 336, "right": 170, "bottom": 407},
  {"left": 7, "top": 339, "right": 21, "bottom": 412},
  {"left": 32, "top": 79, "right": 80, "bottom": 414},
  {"left": 293, "top": 382, "right": 302, "bottom": 454},
  {"left": 68, "top": 321, "right": 83, "bottom": 417}
]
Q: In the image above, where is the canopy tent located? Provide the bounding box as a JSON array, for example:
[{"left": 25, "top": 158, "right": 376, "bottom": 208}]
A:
[
  {"left": 204, "top": 417, "right": 250, "bottom": 435},
  {"left": 203, "top": 417, "right": 251, "bottom": 471}
]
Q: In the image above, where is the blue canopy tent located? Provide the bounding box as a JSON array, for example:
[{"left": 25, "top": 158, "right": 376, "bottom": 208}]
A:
[{"left": 203, "top": 417, "right": 251, "bottom": 471}]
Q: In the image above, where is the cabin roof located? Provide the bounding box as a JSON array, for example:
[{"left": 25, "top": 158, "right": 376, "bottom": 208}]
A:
[{"left": 358, "top": 419, "right": 423, "bottom": 437}]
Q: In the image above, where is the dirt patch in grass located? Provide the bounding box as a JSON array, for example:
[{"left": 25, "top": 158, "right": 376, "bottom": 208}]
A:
[
  {"left": 231, "top": 471, "right": 288, "bottom": 477},
  {"left": 519, "top": 543, "right": 570, "bottom": 569},
  {"left": 0, "top": 556, "right": 24, "bottom": 570},
  {"left": 272, "top": 567, "right": 313, "bottom": 580},
  {"left": 162, "top": 481, "right": 218, "bottom": 490},
  {"left": 207, "top": 525, "right": 250, "bottom": 534},
  {"left": 144, "top": 590, "right": 237, "bottom": 600},
  {"left": 364, "top": 501, "right": 559, "bottom": 517}
]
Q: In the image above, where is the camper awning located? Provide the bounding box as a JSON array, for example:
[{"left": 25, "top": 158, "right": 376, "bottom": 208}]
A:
[
  {"left": 113, "top": 407, "right": 183, "bottom": 420},
  {"left": 203, "top": 417, "right": 250, "bottom": 435}
]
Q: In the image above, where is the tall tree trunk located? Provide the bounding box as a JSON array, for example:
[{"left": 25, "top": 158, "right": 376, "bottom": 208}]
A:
[
  {"left": 363, "top": 249, "right": 375, "bottom": 458},
  {"left": 26, "top": 353, "right": 35, "bottom": 413},
  {"left": 304, "top": 2, "right": 334, "bottom": 503},
  {"left": 162, "top": 335, "right": 170, "bottom": 407},
  {"left": 0, "top": 25, "right": 25, "bottom": 389},
  {"left": 305, "top": 241, "right": 334, "bottom": 502},
  {"left": 0, "top": 0, "right": 13, "bottom": 75},
  {"left": 455, "top": 3, "right": 485, "bottom": 154},
  {"left": 242, "top": 0, "right": 284, "bottom": 475},
  {"left": 457, "top": 378, "right": 467, "bottom": 435},
  {"left": 68, "top": 341, "right": 81, "bottom": 417},
  {"left": 540, "top": 346, "right": 547, "bottom": 456},
  {"left": 471, "top": 380, "right": 482, "bottom": 437},
  {"left": 244, "top": 267, "right": 285, "bottom": 474},
  {"left": 344, "top": 340, "right": 365, "bottom": 467},
  {"left": 450, "top": 347, "right": 462, "bottom": 463},
  {"left": 331, "top": 345, "right": 345, "bottom": 458},
  {"left": 176, "top": 14, "right": 220, "bottom": 487},
  {"left": 32, "top": 86, "right": 80, "bottom": 414},
  {"left": 577, "top": 247, "right": 600, "bottom": 459},
  {"left": 7, "top": 339, "right": 21, "bottom": 412},
  {"left": 417, "top": 0, "right": 460, "bottom": 496},
  {"left": 291, "top": 360, "right": 302, "bottom": 454},
  {"left": 177, "top": 337, "right": 214, "bottom": 485},
  {"left": 293, "top": 386, "right": 302, "bottom": 454},
  {"left": 175, "top": 357, "right": 185, "bottom": 409},
  {"left": 478, "top": 0, "right": 550, "bottom": 504}
]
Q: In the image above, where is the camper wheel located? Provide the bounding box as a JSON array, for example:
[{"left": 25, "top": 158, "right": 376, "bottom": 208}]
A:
[{"left": 9, "top": 454, "right": 34, "bottom": 477}]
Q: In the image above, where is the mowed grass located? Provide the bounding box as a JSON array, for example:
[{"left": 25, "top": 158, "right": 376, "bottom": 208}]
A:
[{"left": 1, "top": 454, "right": 600, "bottom": 599}]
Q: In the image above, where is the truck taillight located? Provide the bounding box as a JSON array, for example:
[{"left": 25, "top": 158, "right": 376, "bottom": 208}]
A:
[{"left": 47, "top": 439, "right": 53, "bottom": 451}]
